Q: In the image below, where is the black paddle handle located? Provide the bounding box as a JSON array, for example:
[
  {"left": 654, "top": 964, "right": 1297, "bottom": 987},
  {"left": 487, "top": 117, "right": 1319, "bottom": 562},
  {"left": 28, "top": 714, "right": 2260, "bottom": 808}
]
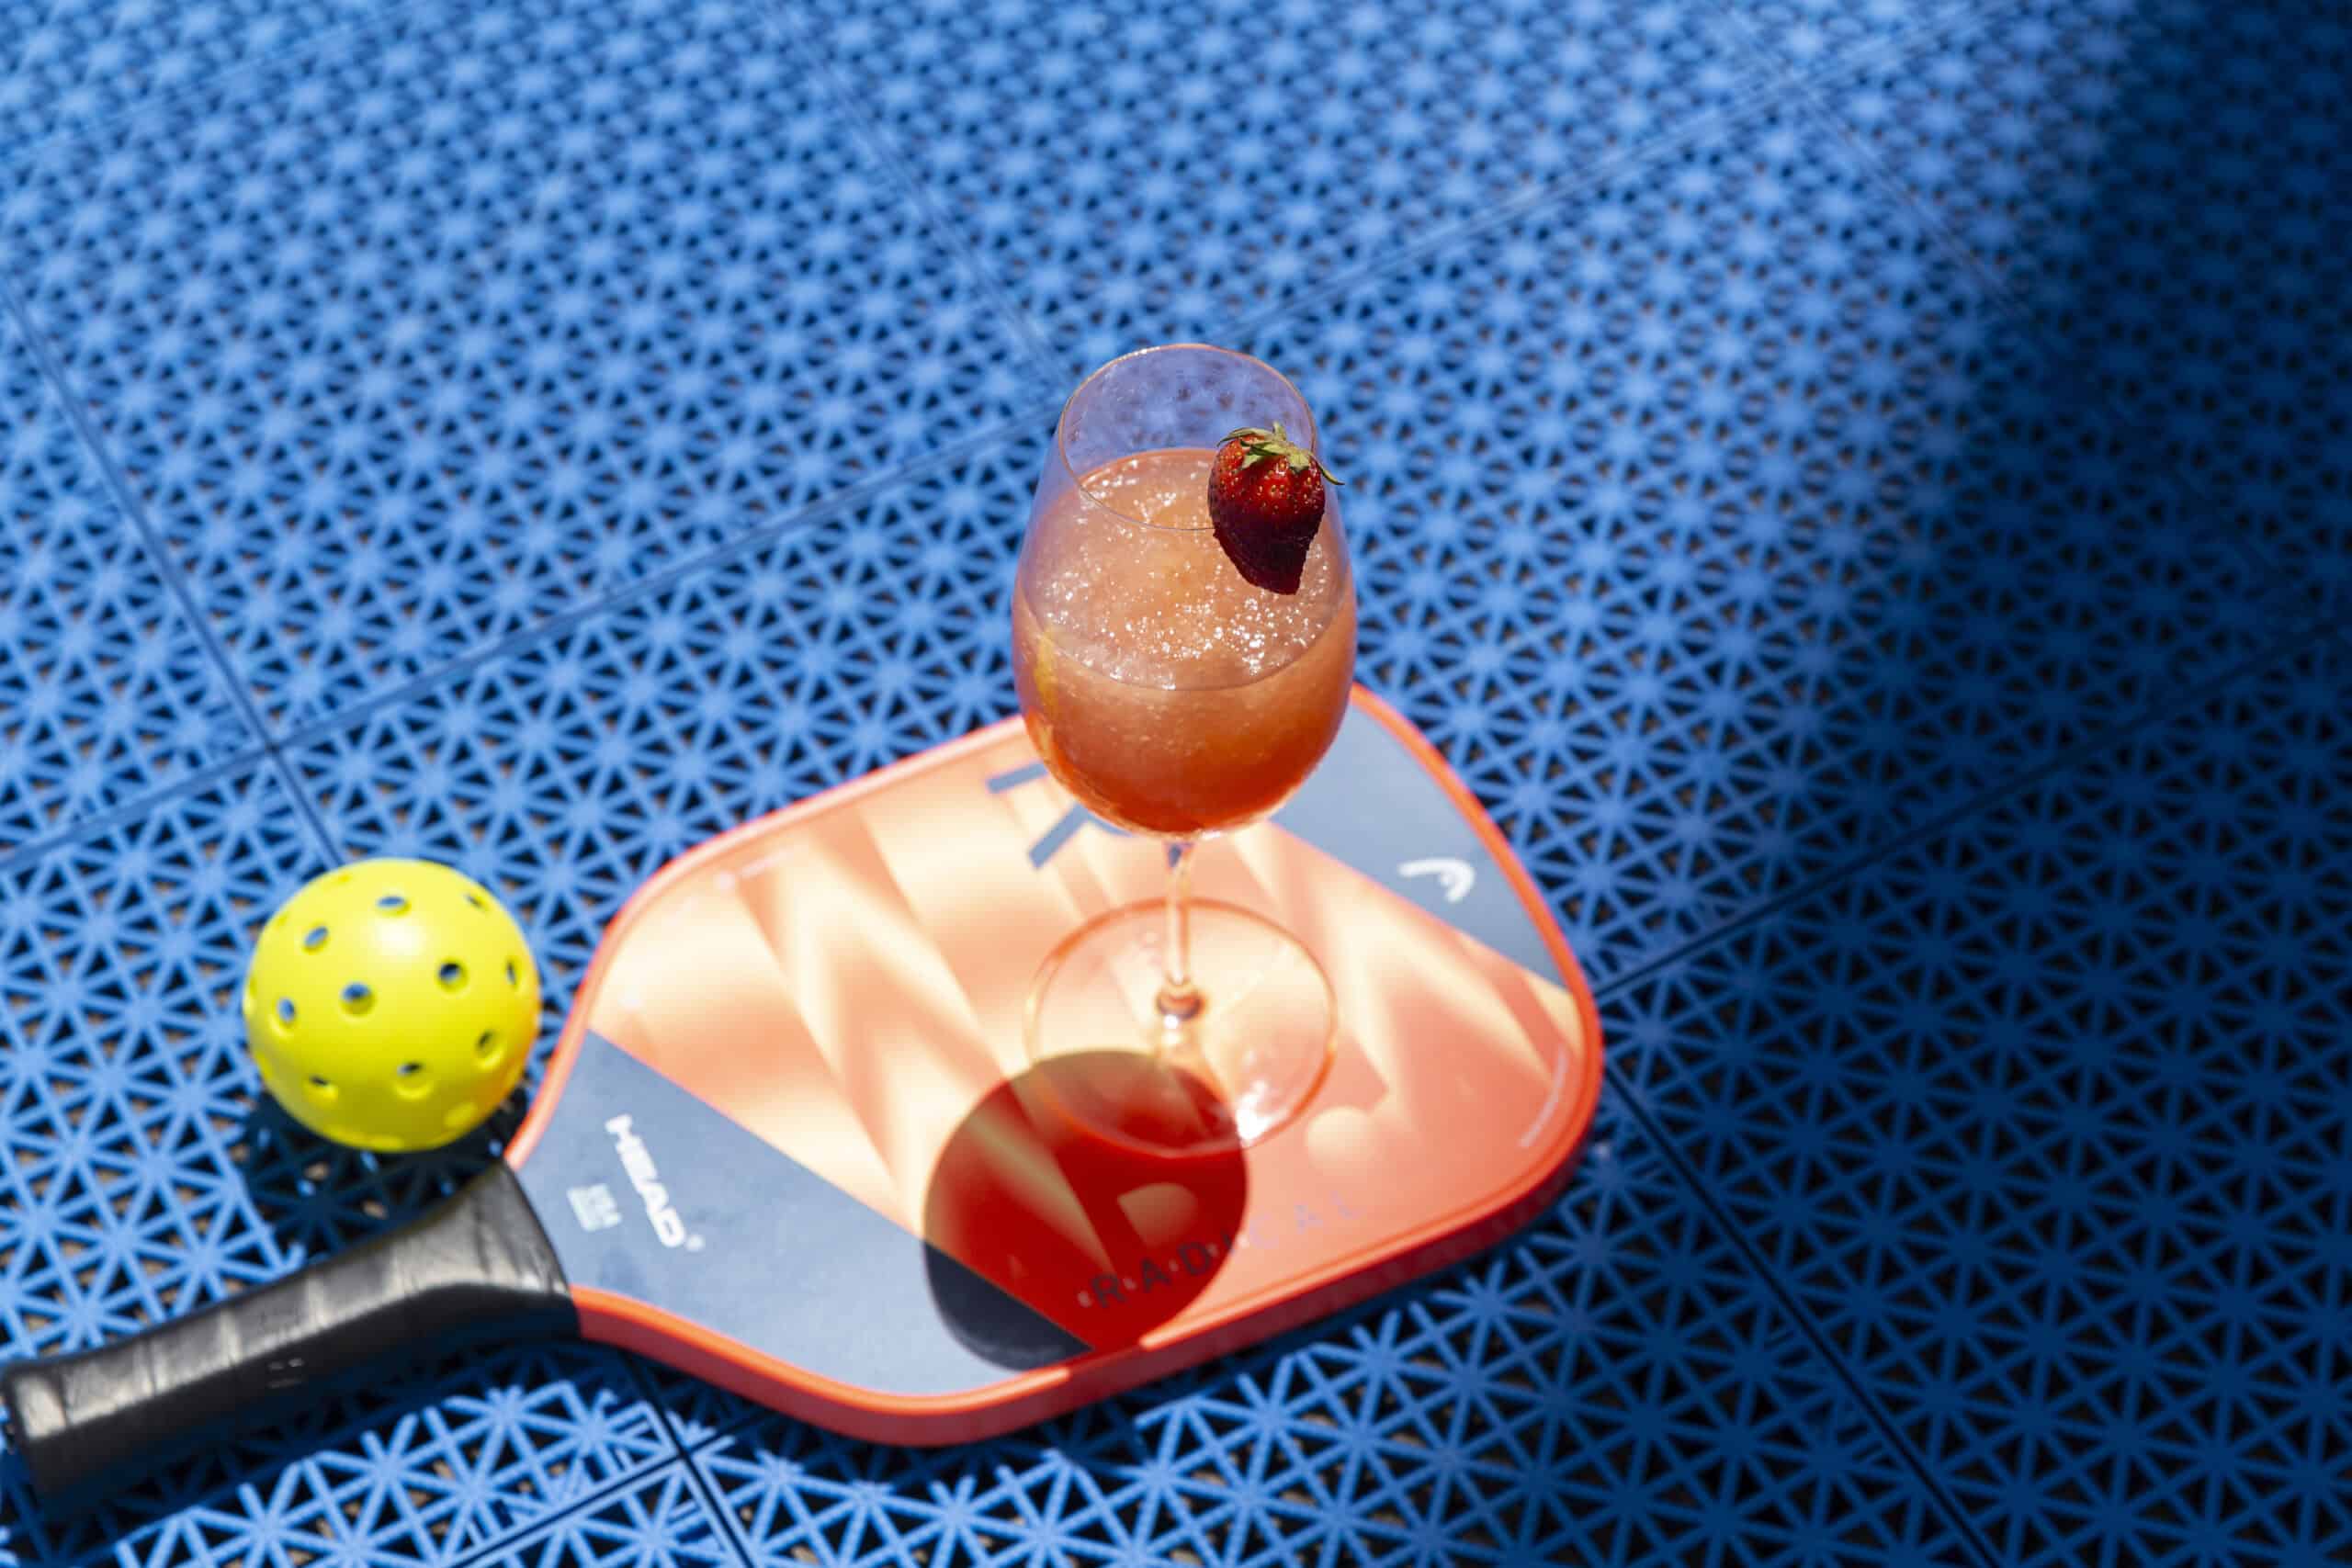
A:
[{"left": 1, "top": 1161, "right": 572, "bottom": 1499}]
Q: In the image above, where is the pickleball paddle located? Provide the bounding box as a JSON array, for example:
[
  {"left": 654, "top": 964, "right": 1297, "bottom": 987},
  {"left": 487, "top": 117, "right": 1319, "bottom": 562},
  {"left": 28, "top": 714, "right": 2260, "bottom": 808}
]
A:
[{"left": 0, "top": 689, "right": 1601, "bottom": 1499}]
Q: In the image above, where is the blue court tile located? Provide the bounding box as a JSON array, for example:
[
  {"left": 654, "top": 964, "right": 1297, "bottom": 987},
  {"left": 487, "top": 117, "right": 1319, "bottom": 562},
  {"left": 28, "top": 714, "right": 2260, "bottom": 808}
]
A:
[
  {"left": 467, "top": 1463, "right": 735, "bottom": 1568},
  {"left": 0, "top": 1338, "right": 675, "bottom": 1567},
  {"left": 0, "top": 0, "right": 1050, "bottom": 736},
  {"left": 633, "top": 1359, "right": 749, "bottom": 1456},
  {"left": 1831, "top": 5, "right": 2144, "bottom": 293},
  {"left": 1606, "top": 637, "right": 2352, "bottom": 1567},
  {"left": 684, "top": 1100, "right": 1973, "bottom": 1567},
  {"left": 1831, "top": 0, "right": 2352, "bottom": 607},
  {"left": 1247, "top": 109, "right": 2277, "bottom": 986},
  {"left": 0, "top": 765, "right": 323, "bottom": 1362},
  {"left": 285, "top": 433, "right": 1039, "bottom": 1032},
  {"left": 0, "top": 0, "right": 369, "bottom": 155},
  {"left": 0, "top": 299, "right": 254, "bottom": 852},
  {"left": 791, "top": 0, "right": 1756, "bottom": 375},
  {"left": 1723, "top": 0, "right": 1984, "bottom": 74}
]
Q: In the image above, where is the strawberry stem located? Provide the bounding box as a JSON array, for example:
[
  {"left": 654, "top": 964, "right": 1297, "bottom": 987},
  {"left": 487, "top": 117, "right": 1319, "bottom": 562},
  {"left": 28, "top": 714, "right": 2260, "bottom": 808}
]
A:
[{"left": 1221, "top": 423, "right": 1344, "bottom": 486}]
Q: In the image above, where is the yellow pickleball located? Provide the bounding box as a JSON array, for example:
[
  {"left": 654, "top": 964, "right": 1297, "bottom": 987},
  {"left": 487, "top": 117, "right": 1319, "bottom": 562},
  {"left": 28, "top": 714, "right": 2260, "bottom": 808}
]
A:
[{"left": 242, "top": 858, "right": 541, "bottom": 1152}]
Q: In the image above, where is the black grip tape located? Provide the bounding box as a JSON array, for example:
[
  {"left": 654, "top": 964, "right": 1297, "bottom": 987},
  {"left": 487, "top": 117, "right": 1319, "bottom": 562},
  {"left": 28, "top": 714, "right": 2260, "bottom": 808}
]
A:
[{"left": 1, "top": 1161, "right": 573, "bottom": 1500}]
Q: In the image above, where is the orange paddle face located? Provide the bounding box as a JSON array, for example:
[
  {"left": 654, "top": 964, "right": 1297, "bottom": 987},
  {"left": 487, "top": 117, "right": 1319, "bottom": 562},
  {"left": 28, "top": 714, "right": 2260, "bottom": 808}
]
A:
[{"left": 506, "top": 690, "right": 1602, "bottom": 1443}]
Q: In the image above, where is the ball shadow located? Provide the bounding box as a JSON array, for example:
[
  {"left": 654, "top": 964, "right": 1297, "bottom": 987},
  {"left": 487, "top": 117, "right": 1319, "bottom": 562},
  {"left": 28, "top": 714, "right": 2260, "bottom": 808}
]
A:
[
  {"left": 232, "top": 1094, "right": 521, "bottom": 1263},
  {"left": 922, "top": 1052, "right": 1249, "bottom": 1369}
]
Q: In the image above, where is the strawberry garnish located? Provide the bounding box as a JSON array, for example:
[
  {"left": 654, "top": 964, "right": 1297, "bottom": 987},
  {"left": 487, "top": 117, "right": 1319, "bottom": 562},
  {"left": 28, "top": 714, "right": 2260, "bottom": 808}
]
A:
[{"left": 1205, "top": 423, "right": 1341, "bottom": 594}]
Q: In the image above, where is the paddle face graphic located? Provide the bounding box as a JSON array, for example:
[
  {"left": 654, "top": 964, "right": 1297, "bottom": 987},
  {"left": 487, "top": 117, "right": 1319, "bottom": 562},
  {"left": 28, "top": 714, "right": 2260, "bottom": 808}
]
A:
[
  {"left": 514, "top": 688, "right": 1601, "bottom": 1439},
  {"left": 2, "top": 690, "right": 1601, "bottom": 1491}
]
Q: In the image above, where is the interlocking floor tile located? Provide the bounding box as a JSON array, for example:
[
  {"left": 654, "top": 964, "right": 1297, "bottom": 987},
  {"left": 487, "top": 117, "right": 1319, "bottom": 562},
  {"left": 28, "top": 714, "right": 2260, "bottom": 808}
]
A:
[
  {"left": 1724, "top": 0, "right": 1985, "bottom": 73},
  {"left": 0, "top": 764, "right": 323, "bottom": 1363},
  {"left": 0, "top": 0, "right": 1050, "bottom": 735},
  {"left": 1833, "top": 0, "right": 2352, "bottom": 607},
  {"left": 1248, "top": 109, "right": 2278, "bottom": 985},
  {"left": 1607, "top": 638, "right": 2352, "bottom": 1567},
  {"left": 0, "top": 302, "right": 254, "bottom": 851},
  {"left": 469, "top": 1463, "right": 734, "bottom": 1568},
  {"left": 793, "top": 0, "right": 1756, "bottom": 374},
  {"left": 634, "top": 1359, "right": 751, "bottom": 1456},
  {"left": 286, "top": 434, "right": 1038, "bottom": 1029},
  {"left": 0, "top": 0, "right": 369, "bottom": 154},
  {"left": 687, "top": 1100, "right": 1973, "bottom": 1567}
]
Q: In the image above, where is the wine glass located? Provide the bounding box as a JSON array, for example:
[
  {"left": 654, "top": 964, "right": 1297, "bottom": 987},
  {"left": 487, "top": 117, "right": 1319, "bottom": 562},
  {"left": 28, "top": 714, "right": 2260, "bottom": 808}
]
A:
[{"left": 1011, "top": 344, "right": 1356, "bottom": 1156}]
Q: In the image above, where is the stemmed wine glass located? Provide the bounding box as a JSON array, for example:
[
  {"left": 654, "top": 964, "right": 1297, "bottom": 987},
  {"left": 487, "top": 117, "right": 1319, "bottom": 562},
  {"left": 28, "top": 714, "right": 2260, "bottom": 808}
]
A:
[{"left": 1011, "top": 344, "right": 1356, "bottom": 1156}]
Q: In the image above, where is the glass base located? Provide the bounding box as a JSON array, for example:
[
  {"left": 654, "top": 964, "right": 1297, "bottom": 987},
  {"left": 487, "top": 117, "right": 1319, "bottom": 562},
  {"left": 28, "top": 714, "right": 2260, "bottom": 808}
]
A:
[{"left": 1023, "top": 899, "right": 1336, "bottom": 1158}]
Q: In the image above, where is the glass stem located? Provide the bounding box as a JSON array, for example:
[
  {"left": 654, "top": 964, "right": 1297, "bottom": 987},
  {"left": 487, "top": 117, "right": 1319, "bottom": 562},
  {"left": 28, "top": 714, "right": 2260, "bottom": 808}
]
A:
[{"left": 1157, "top": 838, "right": 1203, "bottom": 1035}]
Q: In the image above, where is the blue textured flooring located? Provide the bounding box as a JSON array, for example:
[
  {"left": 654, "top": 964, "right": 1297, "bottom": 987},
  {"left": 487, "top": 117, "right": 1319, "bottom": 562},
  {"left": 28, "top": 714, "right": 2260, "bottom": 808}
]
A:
[{"left": 0, "top": 0, "right": 2346, "bottom": 1563}]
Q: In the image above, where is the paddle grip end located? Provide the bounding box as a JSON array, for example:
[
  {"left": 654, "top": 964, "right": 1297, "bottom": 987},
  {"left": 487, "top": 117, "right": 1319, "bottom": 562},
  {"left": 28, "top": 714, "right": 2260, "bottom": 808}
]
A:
[{"left": 1, "top": 1161, "right": 571, "bottom": 1501}]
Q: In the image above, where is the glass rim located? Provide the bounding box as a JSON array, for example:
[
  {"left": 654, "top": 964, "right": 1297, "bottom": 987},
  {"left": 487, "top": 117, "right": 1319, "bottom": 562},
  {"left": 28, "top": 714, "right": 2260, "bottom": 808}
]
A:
[{"left": 1054, "top": 343, "right": 1321, "bottom": 532}]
